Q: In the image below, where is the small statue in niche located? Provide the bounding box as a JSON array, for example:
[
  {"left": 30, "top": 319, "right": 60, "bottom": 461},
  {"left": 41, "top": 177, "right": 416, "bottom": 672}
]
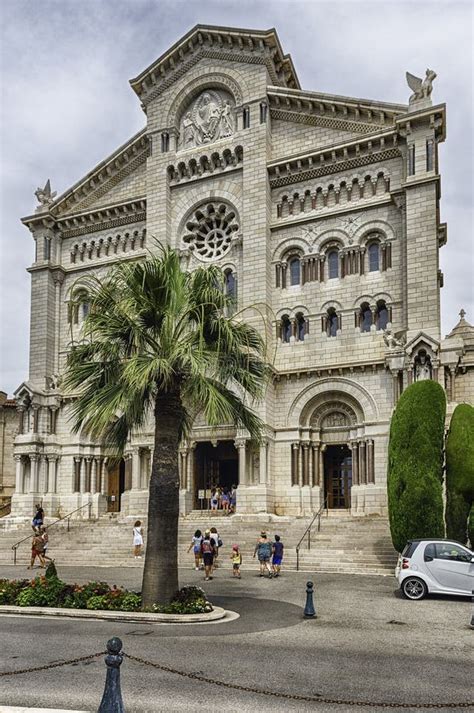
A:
[
  {"left": 48, "top": 373, "right": 61, "bottom": 390},
  {"left": 181, "top": 112, "right": 198, "bottom": 148},
  {"left": 406, "top": 69, "right": 437, "bottom": 105},
  {"left": 414, "top": 350, "right": 432, "bottom": 381},
  {"left": 35, "top": 179, "right": 57, "bottom": 209}
]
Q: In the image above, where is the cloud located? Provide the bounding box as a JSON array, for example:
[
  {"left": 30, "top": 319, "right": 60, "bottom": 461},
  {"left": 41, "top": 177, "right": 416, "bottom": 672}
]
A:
[{"left": 1, "top": 0, "right": 473, "bottom": 395}]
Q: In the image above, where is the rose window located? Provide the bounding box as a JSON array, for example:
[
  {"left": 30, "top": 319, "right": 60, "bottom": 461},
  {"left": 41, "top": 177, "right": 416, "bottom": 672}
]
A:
[{"left": 182, "top": 202, "right": 239, "bottom": 261}]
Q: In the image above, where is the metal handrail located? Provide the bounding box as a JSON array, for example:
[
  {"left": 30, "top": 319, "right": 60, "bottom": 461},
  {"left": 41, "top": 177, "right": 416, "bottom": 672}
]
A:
[
  {"left": 295, "top": 497, "right": 328, "bottom": 571},
  {"left": 11, "top": 500, "right": 92, "bottom": 564}
]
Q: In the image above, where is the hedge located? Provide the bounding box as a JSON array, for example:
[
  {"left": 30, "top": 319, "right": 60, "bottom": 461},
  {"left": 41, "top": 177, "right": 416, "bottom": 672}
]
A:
[
  {"left": 387, "top": 380, "right": 445, "bottom": 553},
  {"left": 445, "top": 403, "right": 474, "bottom": 546}
]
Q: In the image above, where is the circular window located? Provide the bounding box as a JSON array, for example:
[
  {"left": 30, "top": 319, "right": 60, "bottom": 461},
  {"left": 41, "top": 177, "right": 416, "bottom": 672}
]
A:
[{"left": 182, "top": 202, "right": 239, "bottom": 261}]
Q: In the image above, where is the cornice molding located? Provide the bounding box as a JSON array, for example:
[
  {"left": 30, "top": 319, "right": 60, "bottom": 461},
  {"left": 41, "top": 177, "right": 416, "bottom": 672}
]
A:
[
  {"left": 130, "top": 25, "right": 299, "bottom": 105},
  {"left": 270, "top": 107, "right": 381, "bottom": 134},
  {"left": 57, "top": 198, "right": 147, "bottom": 238}
]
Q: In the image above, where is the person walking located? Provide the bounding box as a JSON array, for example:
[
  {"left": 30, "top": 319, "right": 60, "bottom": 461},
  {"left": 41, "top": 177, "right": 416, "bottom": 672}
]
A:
[
  {"left": 209, "top": 526, "right": 222, "bottom": 569},
  {"left": 201, "top": 531, "right": 216, "bottom": 581},
  {"left": 210, "top": 488, "right": 219, "bottom": 513},
  {"left": 253, "top": 531, "right": 273, "bottom": 577},
  {"left": 28, "top": 532, "right": 46, "bottom": 569},
  {"left": 32, "top": 504, "right": 44, "bottom": 533},
  {"left": 221, "top": 488, "right": 230, "bottom": 514},
  {"left": 40, "top": 526, "right": 53, "bottom": 564},
  {"left": 272, "top": 534, "right": 284, "bottom": 577},
  {"left": 133, "top": 520, "right": 144, "bottom": 558},
  {"left": 188, "top": 529, "right": 203, "bottom": 570},
  {"left": 230, "top": 544, "right": 242, "bottom": 578}
]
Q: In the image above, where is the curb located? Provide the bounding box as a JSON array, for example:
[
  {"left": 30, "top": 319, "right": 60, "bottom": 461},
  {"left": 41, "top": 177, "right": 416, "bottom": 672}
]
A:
[
  {"left": 0, "top": 709, "right": 90, "bottom": 713},
  {"left": 0, "top": 604, "right": 227, "bottom": 624}
]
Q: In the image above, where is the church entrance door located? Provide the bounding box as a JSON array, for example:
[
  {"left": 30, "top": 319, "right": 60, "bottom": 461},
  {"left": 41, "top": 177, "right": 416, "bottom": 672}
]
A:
[
  {"left": 107, "top": 459, "right": 125, "bottom": 513},
  {"left": 193, "top": 441, "right": 238, "bottom": 509},
  {"left": 324, "top": 445, "right": 352, "bottom": 509}
]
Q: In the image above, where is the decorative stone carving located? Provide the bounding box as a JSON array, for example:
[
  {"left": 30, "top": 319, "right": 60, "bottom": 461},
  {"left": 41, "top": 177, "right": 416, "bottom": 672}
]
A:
[
  {"left": 182, "top": 202, "right": 239, "bottom": 262},
  {"left": 34, "top": 179, "right": 57, "bottom": 211},
  {"left": 414, "top": 350, "right": 432, "bottom": 381},
  {"left": 383, "top": 329, "right": 405, "bottom": 350},
  {"left": 321, "top": 411, "right": 348, "bottom": 428},
  {"left": 406, "top": 69, "right": 437, "bottom": 106},
  {"left": 178, "top": 90, "right": 235, "bottom": 149}
]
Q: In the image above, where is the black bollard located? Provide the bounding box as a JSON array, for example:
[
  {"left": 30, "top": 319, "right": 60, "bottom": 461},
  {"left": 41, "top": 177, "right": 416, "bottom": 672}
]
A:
[
  {"left": 304, "top": 580, "right": 316, "bottom": 618},
  {"left": 98, "top": 637, "right": 125, "bottom": 713}
]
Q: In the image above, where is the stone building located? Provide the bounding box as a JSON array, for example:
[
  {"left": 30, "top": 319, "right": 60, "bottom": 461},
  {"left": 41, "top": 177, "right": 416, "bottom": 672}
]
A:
[
  {"left": 10, "top": 25, "right": 473, "bottom": 520},
  {"left": 0, "top": 392, "right": 17, "bottom": 507}
]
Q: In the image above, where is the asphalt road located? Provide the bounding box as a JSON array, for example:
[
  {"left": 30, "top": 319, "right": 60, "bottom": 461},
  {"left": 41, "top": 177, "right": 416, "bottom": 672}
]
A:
[{"left": 0, "top": 565, "right": 472, "bottom": 712}]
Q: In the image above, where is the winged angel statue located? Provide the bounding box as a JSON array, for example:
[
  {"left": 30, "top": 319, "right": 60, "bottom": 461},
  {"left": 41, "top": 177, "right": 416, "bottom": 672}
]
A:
[
  {"left": 35, "top": 179, "right": 57, "bottom": 209},
  {"left": 406, "top": 69, "right": 437, "bottom": 105}
]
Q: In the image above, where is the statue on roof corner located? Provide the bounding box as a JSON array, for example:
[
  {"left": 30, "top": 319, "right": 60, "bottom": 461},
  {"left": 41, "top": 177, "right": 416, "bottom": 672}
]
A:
[
  {"left": 35, "top": 179, "right": 57, "bottom": 210},
  {"left": 406, "top": 69, "right": 437, "bottom": 106}
]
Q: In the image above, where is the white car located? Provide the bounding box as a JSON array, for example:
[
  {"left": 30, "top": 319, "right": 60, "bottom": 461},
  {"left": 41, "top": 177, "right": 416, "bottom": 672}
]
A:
[{"left": 395, "top": 538, "right": 474, "bottom": 600}]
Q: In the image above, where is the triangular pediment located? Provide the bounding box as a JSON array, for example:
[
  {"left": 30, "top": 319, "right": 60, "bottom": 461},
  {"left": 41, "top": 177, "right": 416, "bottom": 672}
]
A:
[
  {"left": 129, "top": 25, "right": 300, "bottom": 107},
  {"left": 405, "top": 331, "right": 440, "bottom": 355}
]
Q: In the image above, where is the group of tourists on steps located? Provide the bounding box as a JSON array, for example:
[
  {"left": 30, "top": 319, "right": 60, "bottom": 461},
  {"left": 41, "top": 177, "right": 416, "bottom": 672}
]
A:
[{"left": 188, "top": 527, "right": 284, "bottom": 580}]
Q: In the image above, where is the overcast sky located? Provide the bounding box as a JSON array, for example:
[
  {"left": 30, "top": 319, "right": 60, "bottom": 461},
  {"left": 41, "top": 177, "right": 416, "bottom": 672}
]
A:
[{"left": 0, "top": 0, "right": 473, "bottom": 396}]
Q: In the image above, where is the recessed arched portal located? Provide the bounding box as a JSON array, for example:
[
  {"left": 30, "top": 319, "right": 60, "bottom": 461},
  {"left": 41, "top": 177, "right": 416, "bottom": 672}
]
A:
[{"left": 193, "top": 441, "right": 238, "bottom": 508}]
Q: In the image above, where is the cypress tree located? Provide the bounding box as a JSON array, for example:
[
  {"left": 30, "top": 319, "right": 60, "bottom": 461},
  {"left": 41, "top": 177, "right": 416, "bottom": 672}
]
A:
[
  {"left": 445, "top": 403, "right": 474, "bottom": 546},
  {"left": 387, "top": 380, "right": 445, "bottom": 553}
]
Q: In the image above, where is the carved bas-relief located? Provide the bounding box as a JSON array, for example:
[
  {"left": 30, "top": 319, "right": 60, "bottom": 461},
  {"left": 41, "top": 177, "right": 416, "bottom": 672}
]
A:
[{"left": 178, "top": 90, "right": 235, "bottom": 149}]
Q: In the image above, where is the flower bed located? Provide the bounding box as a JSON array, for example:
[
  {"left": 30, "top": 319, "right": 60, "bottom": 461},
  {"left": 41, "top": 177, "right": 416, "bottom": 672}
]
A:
[{"left": 0, "top": 563, "right": 212, "bottom": 614}]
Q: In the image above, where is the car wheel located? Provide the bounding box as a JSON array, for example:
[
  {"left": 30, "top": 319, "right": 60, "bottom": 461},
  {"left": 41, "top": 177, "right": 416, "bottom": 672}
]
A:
[{"left": 401, "top": 577, "right": 428, "bottom": 600}]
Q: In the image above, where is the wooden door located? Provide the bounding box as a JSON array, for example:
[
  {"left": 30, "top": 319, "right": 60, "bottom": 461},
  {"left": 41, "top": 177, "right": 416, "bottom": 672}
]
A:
[
  {"left": 324, "top": 446, "right": 352, "bottom": 509},
  {"left": 107, "top": 465, "right": 120, "bottom": 512}
]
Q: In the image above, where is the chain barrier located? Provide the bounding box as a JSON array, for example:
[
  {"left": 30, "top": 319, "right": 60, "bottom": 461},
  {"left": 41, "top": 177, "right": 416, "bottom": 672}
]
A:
[
  {"left": 0, "top": 651, "right": 106, "bottom": 678},
  {"left": 124, "top": 652, "right": 474, "bottom": 709}
]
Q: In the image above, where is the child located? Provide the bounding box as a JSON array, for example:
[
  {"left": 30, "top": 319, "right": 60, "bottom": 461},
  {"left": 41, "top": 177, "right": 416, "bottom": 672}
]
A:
[
  {"left": 210, "top": 488, "right": 219, "bottom": 513},
  {"left": 230, "top": 544, "right": 242, "bottom": 578},
  {"left": 201, "top": 532, "right": 216, "bottom": 581},
  {"left": 133, "top": 520, "right": 144, "bottom": 558},
  {"left": 40, "top": 526, "right": 52, "bottom": 564},
  {"left": 272, "top": 534, "right": 284, "bottom": 577},
  {"left": 27, "top": 533, "right": 46, "bottom": 569},
  {"left": 188, "top": 529, "right": 203, "bottom": 570}
]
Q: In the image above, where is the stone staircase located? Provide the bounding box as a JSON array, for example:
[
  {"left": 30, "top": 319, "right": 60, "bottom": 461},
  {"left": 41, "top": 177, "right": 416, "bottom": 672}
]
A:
[{"left": 0, "top": 511, "right": 397, "bottom": 575}]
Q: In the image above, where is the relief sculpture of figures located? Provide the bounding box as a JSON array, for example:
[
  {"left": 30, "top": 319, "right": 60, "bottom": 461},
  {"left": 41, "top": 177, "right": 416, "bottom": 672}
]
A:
[
  {"left": 179, "top": 90, "right": 235, "bottom": 149},
  {"left": 406, "top": 69, "right": 437, "bottom": 105},
  {"left": 383, "top": 329, "right": 405, "bottom": 350}
]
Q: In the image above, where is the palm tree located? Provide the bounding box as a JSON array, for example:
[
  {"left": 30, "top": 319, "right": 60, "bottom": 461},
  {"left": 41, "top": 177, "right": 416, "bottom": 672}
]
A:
[{"left": 63, "top": 246, "right": 268, "bottom": 606}]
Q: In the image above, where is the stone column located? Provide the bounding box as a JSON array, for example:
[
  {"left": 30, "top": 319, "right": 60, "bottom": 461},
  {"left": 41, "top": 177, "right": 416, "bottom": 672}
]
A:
[
  {"left": 17, "top": 407, "right": 25, "bottom": 434},
  {"left": 351, "top": 442, "right": 359, "bottom": 485},
  {"left": 91, "top": 458, "right": 97, "bottom": 495},
  {"left": 131, "top": 448, "right": 141, "bottom": 490},
  {"left": 359, "top": 441, "right": 367, "bottom": 485},
  {"left": 302, "top": 443, "right": 310, "bottom": 486},
  {"left": 100, "top": 459, "right": 107, "bottom": 495},
  {"left": 319, "top": 447, "right": 325, "bottom": 488},
  {"left": 312, "top": 444, "right": 320, "bottom": 486},
  {"left": 79, "top": 457, "right": 86, "bottom": 493},
  {"left": 367, "top": 440, "right": 375, "bottom": 484},
  {"left": 186, "top": 444, "right": 195, "bottom": 492},
  {"left": 41, "top": 456, "right": 49, "bottom": 493},
  {"left": 32, "top": 405, "right": 40, "bottom": 435},
  {"left": 291, "top": 443, "right": 299, "bottom": 486},
  {"left": 179, "top": 448, "right": 188, "bottom": 489},
  {"left": 29, "top": 454, "right": 39, "bottom": 493},
  {"left": 235, "top": 440, "right": 247, "bottom": 486},
  {"left": 84, "top": 457, "right": 93, "bottom": 493},
  {"left": 14, "top": 455, "right": 23, "bottom": 494},
  {"left": 259, "top": 440, "right": 267, "bottom": 485}
]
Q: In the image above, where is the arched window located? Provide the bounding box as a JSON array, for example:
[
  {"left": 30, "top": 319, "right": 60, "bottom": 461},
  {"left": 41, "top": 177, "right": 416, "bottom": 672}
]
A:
[
  {"left": 368, "top": 242, "right": 380, "bottom": 272},
  {"left": 327, "top": 308, "right": 338, "bottom": 337},
  {"left": 296, "top": 313, "right": 307, "bottom": 341},
  {"left": 81, "top": 301, "right": 90, "bottom": 321},
  {"left": 328, "top": 250, "right": 339, "bottom": 279},
  {"left": 360, "top": 302, "right": 372, "bottom": 333},
  {"left": 376, "top": 300, "right": 388, "bottom": 330},
  {"left": 281, "top": 315, "right": 291, "bottom": 343},
  {"left": 289, "top": 257, "right": 301, "bottom": 286},
  {"left": 224, "top": 269, "right": 237, "bottom": 313}
]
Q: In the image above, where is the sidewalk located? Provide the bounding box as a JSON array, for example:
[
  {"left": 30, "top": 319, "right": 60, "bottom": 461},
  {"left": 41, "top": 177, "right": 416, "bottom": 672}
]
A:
[{"left": 0, "top": 708, "right": 89, "bottom": 712}]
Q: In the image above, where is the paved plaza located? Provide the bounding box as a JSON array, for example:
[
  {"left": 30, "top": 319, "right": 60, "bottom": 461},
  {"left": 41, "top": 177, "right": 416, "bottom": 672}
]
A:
[{"left": 0, "top": 565, "right": 472, "bottom": 712}]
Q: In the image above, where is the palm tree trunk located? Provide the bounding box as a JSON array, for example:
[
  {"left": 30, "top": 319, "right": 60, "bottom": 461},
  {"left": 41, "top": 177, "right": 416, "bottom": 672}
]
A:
[{"left": 141, "top": 390, "right": 183, "bottom": 607}]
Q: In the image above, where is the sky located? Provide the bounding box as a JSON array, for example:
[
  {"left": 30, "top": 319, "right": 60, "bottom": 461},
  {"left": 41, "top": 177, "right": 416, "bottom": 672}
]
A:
[{"left": 0, "top": 0, "right": 473, "bottom": 396}]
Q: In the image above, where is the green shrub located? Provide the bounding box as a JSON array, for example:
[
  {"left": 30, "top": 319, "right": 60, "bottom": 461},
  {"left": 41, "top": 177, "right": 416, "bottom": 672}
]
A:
[
  {"left": 45, "top": 561, "right": 58, "bottom": 580},
  {"left": 0, "top": 579, "right": 29, "bottom": 605},
  {"left": 446, "top": 403, "right": 474, "bottom": 545},
  {"left": 15, "top": 575, "right": 67, "bottom": 608},
  {"left": 387, "top": 380, "right": 446, "bottom": 553}
]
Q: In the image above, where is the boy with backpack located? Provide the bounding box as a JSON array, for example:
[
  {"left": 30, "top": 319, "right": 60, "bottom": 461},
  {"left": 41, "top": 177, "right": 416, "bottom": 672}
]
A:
[{"left": 201, "top": 531, "right": 216, "bottom": 581}]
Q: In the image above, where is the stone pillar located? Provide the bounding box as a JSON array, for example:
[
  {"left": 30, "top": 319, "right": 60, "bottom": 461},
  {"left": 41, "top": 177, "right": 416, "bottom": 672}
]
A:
[
  {"left": 17, "top": 407, "right": 25, "bottom": 435},
  {"left": 291, "top": 443, "right": 299, "bottom": 486},
  {"left": 351, "top": 442, "right": 359, "bottom": 485},
  {"left": 14, "top": 455, "right": 23, "bottom": 494},
  {"left": 259, "top": 440, "right": 267, "bottom": 485},
  {"left": 50, "top": 406, "right": 59, "bottom": 435},
  {"left": 32, "top": 405, "right": 40, "bottom": 435},
  {"left": 41, "top": 456, "right": 48, "bottom": 494},
  {"left": 131, "top": 448, "right": 141, "bottom": 490},
  {"left": 29, "top": 454, "right": 39, "bottom": 493},
  {"left": 236, "top": 440, "right": 247, "bottom": 486},
  {"left": 302, "top": 443, "right": 310, "bottom": 486},
  {"left": 91, "top": 458, "right": 97, "bottom": 495},
  {"left": 359, "top": 441, "right": 367, "bottom": 485},
  {"left": 84, "top": 457, "right": 93, "bottom": 493},
  {"left": 79, "top": 457, "right": 86, "bottom": 493},
  {"left": 367, "top": 440, "right": 375, "bottom": 484},
  {"left": 100, "top": 459, "right": 107, "bottom": 495},
  {"left": 312, "top": 444, "right": 320, "bottom": 486},
  {"left": 319, "top": 447, "right": 325, "bottom": 488}
]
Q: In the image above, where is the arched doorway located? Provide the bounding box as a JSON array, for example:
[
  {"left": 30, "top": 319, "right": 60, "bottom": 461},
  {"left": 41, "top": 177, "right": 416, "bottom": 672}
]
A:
[
  {"left": 324, "top": 444, "right": 352, "bottom": 509},
  {"left": 107, "top": 459, "right": 126, "bottom": 512},
  {"left": 194, "top": 441, "right": 238, "bottom": 508}
]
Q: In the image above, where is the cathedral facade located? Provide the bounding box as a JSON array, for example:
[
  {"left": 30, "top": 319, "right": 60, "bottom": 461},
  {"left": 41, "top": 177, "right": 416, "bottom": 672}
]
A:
[{"left": 11, "top": 25, "right": 473, "bottom": 520}]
